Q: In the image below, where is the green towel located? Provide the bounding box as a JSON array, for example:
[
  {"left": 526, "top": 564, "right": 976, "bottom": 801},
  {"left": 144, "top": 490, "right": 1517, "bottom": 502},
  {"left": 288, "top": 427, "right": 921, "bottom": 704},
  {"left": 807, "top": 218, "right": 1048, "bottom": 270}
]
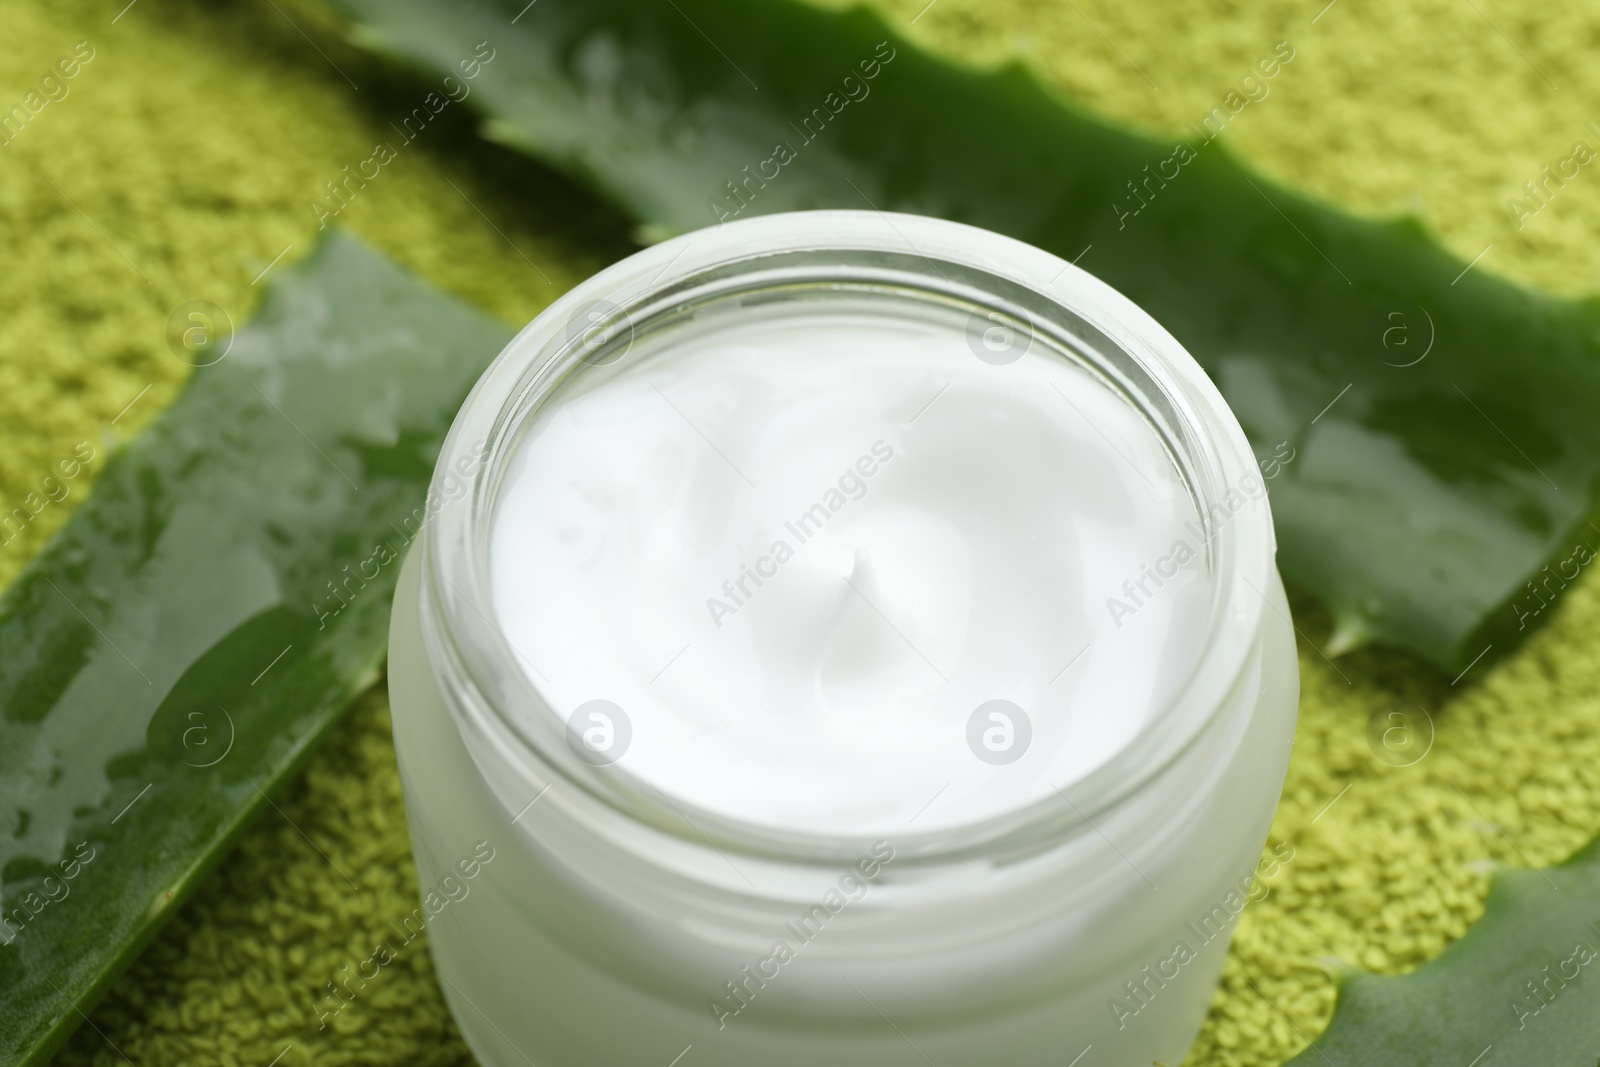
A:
[{"left": 3, "top": 0, "right": 1594, "bottom": 1064}]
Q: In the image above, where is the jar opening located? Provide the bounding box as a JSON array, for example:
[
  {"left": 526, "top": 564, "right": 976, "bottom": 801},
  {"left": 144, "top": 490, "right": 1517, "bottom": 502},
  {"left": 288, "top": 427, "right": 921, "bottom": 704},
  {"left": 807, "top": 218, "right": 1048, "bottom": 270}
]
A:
[{"left": 422, "top": 211, "right": 1274, "bottom": 864}]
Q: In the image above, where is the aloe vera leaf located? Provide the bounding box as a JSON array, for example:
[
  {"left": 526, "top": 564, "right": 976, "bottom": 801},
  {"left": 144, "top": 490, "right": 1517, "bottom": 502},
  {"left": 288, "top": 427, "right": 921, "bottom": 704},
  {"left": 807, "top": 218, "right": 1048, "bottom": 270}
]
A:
[
  {"left": 1283, "top": 834, "right": 1600, "bottom": 1066},
  {"left": 330, "top": 0, "right": 1600, "bottom": 673},
  {"left": 0, "top": 231, "right": 513, "bottom": 1067}
]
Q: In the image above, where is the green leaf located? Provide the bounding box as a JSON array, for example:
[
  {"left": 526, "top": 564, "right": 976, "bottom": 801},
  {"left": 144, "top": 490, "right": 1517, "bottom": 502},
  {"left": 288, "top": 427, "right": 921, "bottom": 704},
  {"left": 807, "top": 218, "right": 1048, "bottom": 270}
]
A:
[
  {"left": 1284, "top": 834, "right": 1600, "bottom": 1066},
  {"left": 0, "top": 232, "right": 513, "bottom": 1067},
  {"left": 331, "top": 0, "right": 1600, "bottom": 673}
]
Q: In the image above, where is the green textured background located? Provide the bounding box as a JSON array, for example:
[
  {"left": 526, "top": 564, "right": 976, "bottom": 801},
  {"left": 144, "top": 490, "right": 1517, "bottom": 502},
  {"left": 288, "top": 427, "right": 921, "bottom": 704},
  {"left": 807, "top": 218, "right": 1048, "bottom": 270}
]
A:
[{"left": 2, "top": 0, "right": 1596, "bottom": 1064}]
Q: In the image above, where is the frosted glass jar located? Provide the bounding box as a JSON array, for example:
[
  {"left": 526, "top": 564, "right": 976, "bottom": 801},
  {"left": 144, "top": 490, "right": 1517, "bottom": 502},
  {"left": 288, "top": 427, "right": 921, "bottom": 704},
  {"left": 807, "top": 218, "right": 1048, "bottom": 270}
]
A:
[{"left": 387, "top": 211, "right": 1298, "bottom": 1067}]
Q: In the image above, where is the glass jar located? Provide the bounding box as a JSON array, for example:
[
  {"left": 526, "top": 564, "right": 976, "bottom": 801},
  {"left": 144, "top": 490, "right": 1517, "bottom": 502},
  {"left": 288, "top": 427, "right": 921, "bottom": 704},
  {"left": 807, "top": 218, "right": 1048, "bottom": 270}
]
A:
[{"left": 387, "top": 210, "right": 1298, "bottom": 1067}]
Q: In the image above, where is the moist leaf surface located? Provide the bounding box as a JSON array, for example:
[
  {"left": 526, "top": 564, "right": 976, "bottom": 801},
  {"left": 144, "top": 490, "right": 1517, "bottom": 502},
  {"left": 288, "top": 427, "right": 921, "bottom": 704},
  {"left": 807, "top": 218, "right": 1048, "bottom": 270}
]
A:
[
  {"left": 1284, "top": 835, "right": 1600, "bottom": 1066},
  {"left": 0, "top": 232, "right": 513, "bottom": 1067}
]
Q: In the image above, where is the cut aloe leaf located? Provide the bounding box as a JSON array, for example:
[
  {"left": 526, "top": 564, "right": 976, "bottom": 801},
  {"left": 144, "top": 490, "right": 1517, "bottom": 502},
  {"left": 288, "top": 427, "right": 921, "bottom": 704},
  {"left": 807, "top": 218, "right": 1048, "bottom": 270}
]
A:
[
  {"left": 1285, "top": 832, "right": 1600, "bottom": 1065},
  {"left": 331, "top": 0, "right": 1600, "bottom": 673},
  {"left": 0, "top": 232, "right": 513, "bottom": 1067}
]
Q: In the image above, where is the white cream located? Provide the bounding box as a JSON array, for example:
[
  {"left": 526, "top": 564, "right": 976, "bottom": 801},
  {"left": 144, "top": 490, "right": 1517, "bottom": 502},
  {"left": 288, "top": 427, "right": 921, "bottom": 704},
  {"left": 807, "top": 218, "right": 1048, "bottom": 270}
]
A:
[
  {"left": 398, "top": 212, "right": 1298, "bottom": 1067},
  {"left": 489, "top": 301, "right": 1213, "bottom": 838}
]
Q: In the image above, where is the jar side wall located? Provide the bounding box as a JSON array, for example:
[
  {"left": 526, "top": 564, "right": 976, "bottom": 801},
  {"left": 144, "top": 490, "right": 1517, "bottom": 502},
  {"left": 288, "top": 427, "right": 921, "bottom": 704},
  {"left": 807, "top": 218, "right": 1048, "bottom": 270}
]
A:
[{"left": 389, "top": 541, "right": 1299, "bottom": 1066}]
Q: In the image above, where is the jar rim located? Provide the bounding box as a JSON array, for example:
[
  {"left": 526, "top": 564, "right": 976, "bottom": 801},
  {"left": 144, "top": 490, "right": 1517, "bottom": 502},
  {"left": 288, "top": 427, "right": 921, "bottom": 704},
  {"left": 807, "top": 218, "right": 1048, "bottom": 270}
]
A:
[{"left": 418, "top": 210, "right": 1277, "bottom": 865}]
